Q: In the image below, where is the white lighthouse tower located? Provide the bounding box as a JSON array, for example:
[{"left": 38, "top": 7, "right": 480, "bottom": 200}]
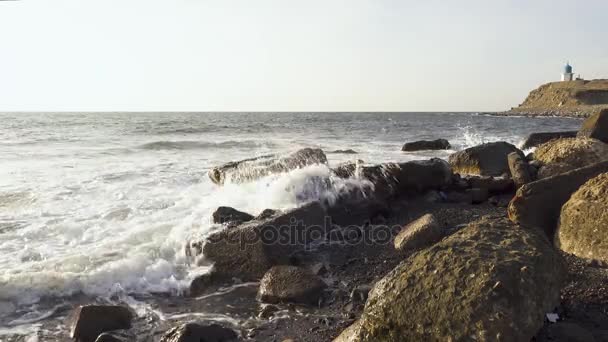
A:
[{"left": 561, "top": 62, "right": 574, "bottom": 81}]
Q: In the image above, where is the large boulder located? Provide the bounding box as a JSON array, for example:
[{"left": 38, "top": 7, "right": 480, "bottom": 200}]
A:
[
  {"left": 448, "top": 142, "right": 524, "bottom": 176},
  {"left": 257, "top": 265, "right": 326, "bottom": 305},
  {"left": 578, "top": 108, "right": 608, "bottom": 143},
  {"left": 401, "top": 139, "right": 450, "bottom": 152},
  {"left": 358, "top": 158, "right": 452, "bottom": 199},
  {"left": 508, "top": 152, "right": 533, "bottom": 189},
  {"left": 521, "top": 131, "right": 577, "bottom": 150},
  {"left": 534, "top": 138, "right": 608, "bottom": 176},
  {"left": 69, "top": 305, "right": 133, "bottom": 342},
  {"left": 159, "top": 323, "right": 238, "bottom": 342},
  {"left": 556, "top": 172, "right": 608, "bottom": 262},
  {"left": 208, "top": 148, "right": 327, "bottom": 185},
  {"left": 394, "top": 213, "right": 444, "bottom": 253},
  {"left": 200, "top": 202, "right": 326, "bottom": 280},
  {"left": 335, "top": 217, "right": 565, "bottom": 342},
  {"left": 508, "top": 161, "right": 608, "bottom": 238}
]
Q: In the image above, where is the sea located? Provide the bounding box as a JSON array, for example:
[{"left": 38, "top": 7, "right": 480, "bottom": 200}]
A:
[{"left": 0, "top": 112, "right": 582, "bottom": 339}]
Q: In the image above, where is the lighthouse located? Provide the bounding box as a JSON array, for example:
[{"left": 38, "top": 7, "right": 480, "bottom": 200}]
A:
[{"left": 561, "top": 62, "right": 574, "bottom": 81}]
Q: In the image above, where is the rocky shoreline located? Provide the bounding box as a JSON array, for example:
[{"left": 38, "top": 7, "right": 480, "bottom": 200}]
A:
[{"left": 7, "top": 109, "right": 608, "bottom": 342}]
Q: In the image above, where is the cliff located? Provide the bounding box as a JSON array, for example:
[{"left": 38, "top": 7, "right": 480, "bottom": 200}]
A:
[{"left": 505, "top": 79, "right": 608, "bottom": 118}]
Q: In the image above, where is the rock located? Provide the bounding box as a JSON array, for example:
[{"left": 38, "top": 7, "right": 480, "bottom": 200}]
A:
[
  {"left": 578, "top": 108, "right": 608, "bottom": 143},
  {"left": 94, "top": 331, "right": 135, "bottom": 342},
  {"left": 521, "top": 131, "right": 578, "bottom": 150},
  {"left": 508, "top": 161, "right": 608, "bottom": 238},
  {"left": 69, "top": 305, "right": 133, "bottom": 342},
  {"left": 325, "top": 196, "right": 389, "bottom": 227},
  {"left": 331, "top": 160, "right": 364, "bottom": 179},
  {"left": 465, "top": 175, "right": 514, "bottom": 194},
  {"left": 534, "top": 137, "right": 608, "bottom": 173},
  {"left": 336, "top": 217, "right": 565, "bottom": 342},
  {"left": 394, "top": 214, "right": 444, "bottom": 253},
  {"left": 258, "top": 304, "right": 280, "bottom": 319},
  {"left": 208, "top": 148, "right": 327, "bottom": 185},
  {"left": 444, "top": 191, "right": 473, "bottom": 204},
  {"left": 401, "top": 139, "right": 450, "bottom": 152},
  {"left": 448, "top": 142, "right": 525, "bottom": 176},
  {"left": 257, "top": 265, "right": 326, "bottom": 305},
  {"left": 358, "top": 158, "right": 452, "bottom": 199},
  {"left": 468, "top": 187, "right": 489, "bottom": 204},
  {"left": 330, "top": 149, "right": 358, "bottom": 154},
  {"left": 556, "top": 172, "right": 608, "bottom": 262},
  {"left": 541, "top": 322, "right": 596, "bottom": 342},
  {"left": 201, "top": 202, "right": 326, "bottom": 280},
  {"left": 508, "top": 152, "right": 532, "bottom": 189},
  {"left": 537, "top": 162, "right": 574, "bottom": 179},
  {"left": 349, "top": 285, "right": 372, "bottom": 303},
  {"left": 159, "top": 322, "right": 238, "bottom": 342},
  {"left": 255, "top": 208, "right": 278, "bottom": 220},
  {"left": 212, "top": 206, "right": 254, "bottom": 225}
]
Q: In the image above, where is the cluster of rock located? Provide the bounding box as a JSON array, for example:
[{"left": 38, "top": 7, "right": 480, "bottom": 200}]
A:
[{"left": 65, "top": 109, "right": 608, "bottom": 341}]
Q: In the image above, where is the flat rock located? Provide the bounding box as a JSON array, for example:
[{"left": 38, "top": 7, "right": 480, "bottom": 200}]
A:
[
  {"left": 534, "top": 137, "right": 608, "bottom": 175},
  {"left": 578, "top": 108, "right": 608, "bottom": 143},
  {"left": 257, "top": 265, "right": 326, "bottom": 304},
  {"left": 556, "top": 172, "right": 608, "bottom": 262},
  {"left": 448, "top": 142, "right": 524, "bottom": 176},
  {"left": 401, "top": 139, "right": 450, "bottom": 152},
  {"left": 508, "top": 161, "right": 608, "bottom": 238},
  {"left": 69, "top": 305, "right": 133, "bottom": 342},
  {"left": 335, "top": 217, "right": 565, "bottom": 341},
  {"left": 521, "top": 131, "right": 578, "bottom": 150}
]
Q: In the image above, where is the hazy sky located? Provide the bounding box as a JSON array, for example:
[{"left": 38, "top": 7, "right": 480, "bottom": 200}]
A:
[{"left": 0, "top": 0, "right": 606, "bottom": 112}]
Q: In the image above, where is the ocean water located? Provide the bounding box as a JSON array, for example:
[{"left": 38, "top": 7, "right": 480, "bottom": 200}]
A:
[{"left": 0, "top": 112, "right": 581, "bottom": 333}]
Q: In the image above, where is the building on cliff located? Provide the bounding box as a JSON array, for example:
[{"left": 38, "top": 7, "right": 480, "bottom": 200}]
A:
[{"left": 562, "top": 62, "right": 575, "bottom": 81}]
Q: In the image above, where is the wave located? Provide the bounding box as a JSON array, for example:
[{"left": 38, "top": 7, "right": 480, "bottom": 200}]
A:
[{"left": 137, "top": 140, "right": 275, "bottom": 151}]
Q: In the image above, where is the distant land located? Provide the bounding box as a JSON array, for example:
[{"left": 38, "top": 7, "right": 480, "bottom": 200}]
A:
[{"left": 500, "top": 79, "right": 608, "bottom": 118}]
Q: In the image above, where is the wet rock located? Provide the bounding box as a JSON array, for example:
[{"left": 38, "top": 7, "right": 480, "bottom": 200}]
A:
[
  {"left": 69, "top": 305, "right": 133, "bottom": 342},
  {"left": 257, "top": 265, "right": 326, "bottom": 305},
  {"left": 201, "top": 202, "right": 326, "bottom": 280},
  {"left": 94, "top": 330, "right": 134, "bottom": 342},
  {"left": 258, "top": 304, "right": 280, "bottom": 319},
  {"left": 330, "top": 149, "right": 358, "bottom": 154},
  {"left": 255, "top": 209, "right": 278, "bottom": 220},
  {"left": 325, "top": 196, "right": 389, "bottom": 227},
  {"left": 330, "top": 160, "right": 363, "bottom": 179},
  {"left": 401, "top": 139, "right": 450, "bottom": 152},
  {"left": 159, "top": 322, "right": 238, "bottom": 342},
  {"left": 508, "top": 152, "right": 532, "bottom": 189},
  {"left": 578, "top": 108, "right": 608, "bottom": 143},
  {"left": 208, "top": 148, "right": 327, "bottom": 185},
  {"left": 468, "top": 187, "right": 489, "bottom": 204},
  {"left": 336, "top": 217, "right": 565, "bottom": 342},
  {"left": 349, "top": 285, "right": 372, "bottom": 303},
  {"left": 534, "top": 138, "right": 608, "bottom": 176},
  {"left": 556, "top": 172, "right": 608, "bottom": 262},
  {"left": 394, "top": 214, "right": 444, "bottom": 253},
  {"left": 448, "top": 141, "right": 525, "bottom": 176},
  {"left": 541, "top": 322, "right": 596, "bottom": 342},
  {"left": 508, "top": 161, "right": 608, "bottom": 238},
  {"left": 212, "top": 206, "right": 254, "bottom": 225},
  {"left": 358, "top": 158, "right": 452, "bottom": 199},
  {"left": 444, "top": 191, "right": 473, "bottom": 204},
  {"left": 521, "top": 131, "right": 578, "bottom": 150}
]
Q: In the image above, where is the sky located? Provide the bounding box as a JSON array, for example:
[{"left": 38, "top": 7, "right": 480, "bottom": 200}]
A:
[{"left": 0, "top": 0, "right": 606, "bottom": 112}]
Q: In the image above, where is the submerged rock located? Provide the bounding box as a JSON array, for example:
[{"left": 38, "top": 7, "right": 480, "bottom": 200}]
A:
[
  {"left": 535, "top": 137, "right": 608, "bottom": 169},
  {"left": 208, "top": 148, "right": 327, "bottom": 185},
  {"left": 330, "top": 149, "right": 358, "bottom": 154},
  {"left": 394, "top": 213, "right": 444, "bottom": 253},
  {"left": 257, "top": 265, "right": 326, "bottom": 305},
  {"left": 578, "top": 108, "right": 608, "bottom": 143},
  {"left": 212, "top": 206, "right": 254, "bottom": 225},
  {"left": 508, "top": 161, "right": 608, "bottom": 238},
  {"left": 69, "top": 305, "right": 133, "bottom": 342},
  {"left": 336, "top": 217, "right": 565, "bottom": 342},
  {"left": 448, "top": 141, "right": 524, "bottom": 176},
  {"left": 201, "top": 202, "right": 326, "bottom": 280},
  {"left": 521, "top": 131, "right": 578, "bottom": 150},
  {"left": 401, "top": 139, "right": 450, "bottom": 152},
  {"left": 159, "top": 322, "right": 238, "bottom": 342},
  {"left": 556, "top": 172, "right": 608, "bottom": 262}
]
